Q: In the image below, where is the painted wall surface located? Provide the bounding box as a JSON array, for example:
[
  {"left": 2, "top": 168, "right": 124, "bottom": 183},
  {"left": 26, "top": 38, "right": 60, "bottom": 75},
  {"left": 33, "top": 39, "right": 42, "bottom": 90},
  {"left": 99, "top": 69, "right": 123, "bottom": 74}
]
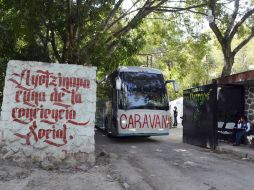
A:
[
  {"left": 170, "top": 97, "right": 183, "bottom": 126},
  {"left": 0, "top": 60, "right": 96, "bottom": 164}
]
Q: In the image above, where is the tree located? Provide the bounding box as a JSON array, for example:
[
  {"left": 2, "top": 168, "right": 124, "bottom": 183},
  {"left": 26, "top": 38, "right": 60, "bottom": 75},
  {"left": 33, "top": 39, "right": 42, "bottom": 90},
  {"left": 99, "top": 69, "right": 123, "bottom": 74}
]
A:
[
  {"left": 0, "top": 0, "right": 209, "bottom": 107},
  {"left": 205, "top": 35, "right": 254, "bottom": 77},
  {"left": 208, "top": 0, "right": 254, "bottom": 77},
  {"left": 0, "top": 1, "right": 208, "bottom": 75},
  {"left": 0, "top": 0, "right": 207, "bottom": 66},
  {"left": 136, "top": 14, "right": 210, "bottom": 98}
]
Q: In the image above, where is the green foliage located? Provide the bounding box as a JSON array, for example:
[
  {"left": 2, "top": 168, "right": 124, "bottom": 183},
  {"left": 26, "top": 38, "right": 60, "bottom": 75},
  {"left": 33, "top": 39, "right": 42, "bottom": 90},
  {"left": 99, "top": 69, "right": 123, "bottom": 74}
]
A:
[
  {"left": 1, "top": 0, "right": 253, "bottom": 106},
  {"left": 137, "top": 15, "right": 210, "bottom": 99},
  {"left": 0, "top": 0, "right": 148, "bottom": 107},
  {"left": 0, "top": 62, "right": 7, "bottom": 108},
  {"left": 209, "top": 37, "right": 254, "bottom": 76},
  {"left": 95, "top": 29, "right": 146, "bottom": 79}
]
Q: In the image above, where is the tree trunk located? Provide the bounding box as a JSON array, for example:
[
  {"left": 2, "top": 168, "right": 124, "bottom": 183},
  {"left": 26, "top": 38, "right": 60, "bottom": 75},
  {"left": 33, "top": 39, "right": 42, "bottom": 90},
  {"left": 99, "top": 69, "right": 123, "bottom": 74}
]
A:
[{"left": 221, "top": 54, "right": 234, "bottom": 77}]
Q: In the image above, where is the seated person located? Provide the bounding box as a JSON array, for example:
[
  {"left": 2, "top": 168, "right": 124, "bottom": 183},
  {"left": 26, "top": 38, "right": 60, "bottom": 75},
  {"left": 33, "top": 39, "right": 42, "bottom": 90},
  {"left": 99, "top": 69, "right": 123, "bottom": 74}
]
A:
[{"left": 233, "top": 116, "right": 251, "bottom": 146}]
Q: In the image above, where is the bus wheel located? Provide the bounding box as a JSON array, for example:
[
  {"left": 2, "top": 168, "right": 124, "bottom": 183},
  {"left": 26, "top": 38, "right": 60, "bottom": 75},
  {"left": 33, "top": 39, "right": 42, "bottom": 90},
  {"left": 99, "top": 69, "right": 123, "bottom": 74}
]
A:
[{"left": 104, "top": 118, "right": 111, "bottom": 136}]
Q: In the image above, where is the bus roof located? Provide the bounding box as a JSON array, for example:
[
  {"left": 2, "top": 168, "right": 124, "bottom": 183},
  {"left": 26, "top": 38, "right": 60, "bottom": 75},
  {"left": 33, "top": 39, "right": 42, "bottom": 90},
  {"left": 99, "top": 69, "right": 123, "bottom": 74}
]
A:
[{"left": 118, "top": 66, "right": 162, "bottom": 74}]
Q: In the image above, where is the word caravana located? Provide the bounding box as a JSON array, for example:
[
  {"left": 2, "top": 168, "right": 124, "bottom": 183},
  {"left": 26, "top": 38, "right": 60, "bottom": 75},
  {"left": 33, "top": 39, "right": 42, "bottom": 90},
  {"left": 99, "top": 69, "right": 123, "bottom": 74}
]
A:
[
  {"left": 120, "top": 114, "right": 170, "bottom": 129},
  {"left": 15, "top": 69, "right": 90, "bottom": 90}
]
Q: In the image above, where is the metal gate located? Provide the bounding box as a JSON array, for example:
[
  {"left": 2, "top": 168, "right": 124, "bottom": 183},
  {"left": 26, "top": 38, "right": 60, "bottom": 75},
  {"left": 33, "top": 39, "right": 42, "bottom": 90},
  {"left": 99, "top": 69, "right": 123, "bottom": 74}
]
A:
[
  {"left": 217, "top": 85, "right": 244, "bottom": 123},
  {"left": 183, "top": 84, "right": 217, "bottom": 149}
]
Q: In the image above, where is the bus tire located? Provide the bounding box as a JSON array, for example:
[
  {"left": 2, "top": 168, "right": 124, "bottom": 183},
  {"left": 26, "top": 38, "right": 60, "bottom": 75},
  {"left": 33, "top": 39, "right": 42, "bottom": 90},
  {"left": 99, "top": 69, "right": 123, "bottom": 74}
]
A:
[{"left": 104, "top": 118, "right": 111, "bottom": 136}]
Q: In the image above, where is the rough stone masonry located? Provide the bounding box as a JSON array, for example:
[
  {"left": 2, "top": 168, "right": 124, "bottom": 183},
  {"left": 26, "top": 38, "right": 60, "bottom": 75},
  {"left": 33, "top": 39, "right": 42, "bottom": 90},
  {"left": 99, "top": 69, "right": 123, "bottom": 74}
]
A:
[
  {"left": 0, "top": 60, "right": 97, "bottom": 165},
  {"left": 245, "top": 85, "right": 254, "bottom": 121}
]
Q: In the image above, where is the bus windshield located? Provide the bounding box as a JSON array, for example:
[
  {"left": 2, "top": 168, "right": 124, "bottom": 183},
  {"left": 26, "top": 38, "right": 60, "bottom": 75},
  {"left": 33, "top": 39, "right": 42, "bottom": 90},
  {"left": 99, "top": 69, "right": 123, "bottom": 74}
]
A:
[{"left": 119, "top": 72, "right": 169, "bottom": 110}]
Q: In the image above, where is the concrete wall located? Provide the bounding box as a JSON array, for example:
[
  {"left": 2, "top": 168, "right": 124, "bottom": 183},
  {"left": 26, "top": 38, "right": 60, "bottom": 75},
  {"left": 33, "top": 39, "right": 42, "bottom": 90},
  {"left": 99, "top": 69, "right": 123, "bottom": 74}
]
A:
[{"left": 0, "top": 60, "right": 96, "bottom": 166}]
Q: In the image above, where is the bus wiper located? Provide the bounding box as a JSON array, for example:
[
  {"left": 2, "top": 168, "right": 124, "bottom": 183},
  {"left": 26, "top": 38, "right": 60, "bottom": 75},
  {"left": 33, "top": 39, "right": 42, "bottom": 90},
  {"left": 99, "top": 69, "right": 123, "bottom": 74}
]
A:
[{"left": 127, "top": 105, "right": 169, "bottom": 110}]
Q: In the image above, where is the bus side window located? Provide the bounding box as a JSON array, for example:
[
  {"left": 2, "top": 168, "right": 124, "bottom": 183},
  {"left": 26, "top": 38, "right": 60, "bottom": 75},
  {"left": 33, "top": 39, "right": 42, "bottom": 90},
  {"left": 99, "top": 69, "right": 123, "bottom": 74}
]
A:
[
  {"left": 118, "top": 88, "right": 127, "bottom": 109},
  {"left": 102, "top": 78, "right": 111, "bottom": 101}
]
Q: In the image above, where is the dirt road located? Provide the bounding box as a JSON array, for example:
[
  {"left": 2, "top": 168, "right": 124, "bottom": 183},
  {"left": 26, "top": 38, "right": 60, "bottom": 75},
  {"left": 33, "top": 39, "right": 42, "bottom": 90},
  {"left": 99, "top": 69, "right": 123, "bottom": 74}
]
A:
[
  {"left": 1, "top": 127, "right": 254, "bottom": 190},
  {"left": 95, "top": 127, "right": 254, "bottom": 190}
]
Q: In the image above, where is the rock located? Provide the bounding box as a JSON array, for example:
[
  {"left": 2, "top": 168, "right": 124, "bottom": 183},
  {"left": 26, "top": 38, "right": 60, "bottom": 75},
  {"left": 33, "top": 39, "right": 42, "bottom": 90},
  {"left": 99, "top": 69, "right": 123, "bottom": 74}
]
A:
[
  {"left": 1, "top": 147, "right": 8, "bottom": 154},
  {"left": 247, "top": 99, "right": 252, "bottom": 104},
  {"left": 41, "top": 159, "right": 58, "bottom": 170},
  {"left": 123, "top": 182, "right": 130, "bottom": 189},
  {"left": 74, "top": 152, "right": 88, "bottom": 163},
  {"left": 64, "top": 156, "right": 78, "bottom": 167},
  {"left": 155, "top": 149, "right": 163, "bottom": 152},
  {"left": 2, "top": 151, "right": 15, "bottom": 160},
  {"left": 250, "top": 104, "right": 254, "bottom": 110},
  {"left": 17, "top": 160, "right": 33, "bottom": 168},
  {"left": 87, "top": 154, "right": 95, "bottom": 163},
  {"left": 99, "top": 151, "right": 107, "bottom": 157},
  {"left": 183, "top": 161, "right": 197, "bottom": 167},
  {"left": 109, "top": 153, "right": 118, "bottom": 160},
  {"left": 23, "top": 148, "right": 33, "bottom": 157},
  {"left": 76, "top": 164, "right": 88, "bottom": 171},
  {"left": 106, "top": 174, "right": 113, "bottom": 180}
]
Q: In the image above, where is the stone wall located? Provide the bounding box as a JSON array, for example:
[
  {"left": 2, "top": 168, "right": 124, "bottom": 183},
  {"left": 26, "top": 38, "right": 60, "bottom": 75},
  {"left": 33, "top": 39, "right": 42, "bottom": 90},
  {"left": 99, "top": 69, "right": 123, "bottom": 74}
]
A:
[
  {"left": 0, "top": 60, "right": 96, "bottom": 166},
  {"left": 244, "top": 85, "right": 254, "bottom": 121}
]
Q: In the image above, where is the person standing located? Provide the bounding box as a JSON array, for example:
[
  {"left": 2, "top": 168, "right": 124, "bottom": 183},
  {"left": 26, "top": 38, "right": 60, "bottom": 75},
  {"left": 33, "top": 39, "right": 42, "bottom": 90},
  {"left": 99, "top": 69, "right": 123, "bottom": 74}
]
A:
[{"left": 173, "top": 106, "right": 178, "bottom": 127}]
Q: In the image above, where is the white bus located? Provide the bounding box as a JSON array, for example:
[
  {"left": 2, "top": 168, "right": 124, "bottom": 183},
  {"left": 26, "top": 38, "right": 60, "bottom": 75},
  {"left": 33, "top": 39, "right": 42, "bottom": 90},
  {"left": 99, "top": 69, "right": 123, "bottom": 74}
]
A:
[{"left": 96, "top": 66, "right": 178, "bottom": 137}]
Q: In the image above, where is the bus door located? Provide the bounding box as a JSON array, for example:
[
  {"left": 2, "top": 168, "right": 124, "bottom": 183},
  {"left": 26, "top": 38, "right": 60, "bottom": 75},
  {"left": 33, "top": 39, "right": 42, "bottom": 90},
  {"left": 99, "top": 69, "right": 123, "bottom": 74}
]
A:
[
  {"left": 110, "top": 88, "right": 118, "bottom": 135},
  {"left": 106, "top": 72, "right": 118, "bottom": 135}
]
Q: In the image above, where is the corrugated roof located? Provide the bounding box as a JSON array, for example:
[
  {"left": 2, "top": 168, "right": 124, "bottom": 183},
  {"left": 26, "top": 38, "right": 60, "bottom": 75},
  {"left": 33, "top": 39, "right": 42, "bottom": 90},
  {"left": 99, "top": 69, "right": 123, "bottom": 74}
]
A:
[{"left": 216, "top": 70, "right": 254, "bottom": 85}]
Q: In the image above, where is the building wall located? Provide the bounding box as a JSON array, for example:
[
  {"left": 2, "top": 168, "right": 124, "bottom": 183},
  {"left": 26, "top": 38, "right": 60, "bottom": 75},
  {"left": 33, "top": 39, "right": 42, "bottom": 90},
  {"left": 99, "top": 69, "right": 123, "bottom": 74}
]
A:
[
  {"left": 244, "top": 85, "right": 254, "bottom": 121},
  {"left": 0, "top": 60, "right": 96, "bottom": 166}
]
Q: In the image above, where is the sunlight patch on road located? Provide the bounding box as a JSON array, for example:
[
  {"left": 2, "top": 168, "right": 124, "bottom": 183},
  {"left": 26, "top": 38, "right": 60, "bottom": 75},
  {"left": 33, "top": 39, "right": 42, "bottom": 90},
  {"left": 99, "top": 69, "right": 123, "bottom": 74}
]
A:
[
  {"left": 155, "top": 149, "right": 163, "bottom": 152},
  {"left": 173, "top": 149, "right": 187, "bottom": 152},
  {"left": 183, "top": 161, "right": 198, "bottom": 167}
]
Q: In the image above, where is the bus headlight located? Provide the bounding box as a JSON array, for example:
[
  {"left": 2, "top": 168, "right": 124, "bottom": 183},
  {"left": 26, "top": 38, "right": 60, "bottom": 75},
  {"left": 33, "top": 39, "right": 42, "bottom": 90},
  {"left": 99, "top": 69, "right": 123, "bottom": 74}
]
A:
[{"left": 121, "top": 119, "right": 127, "bottom": 125}]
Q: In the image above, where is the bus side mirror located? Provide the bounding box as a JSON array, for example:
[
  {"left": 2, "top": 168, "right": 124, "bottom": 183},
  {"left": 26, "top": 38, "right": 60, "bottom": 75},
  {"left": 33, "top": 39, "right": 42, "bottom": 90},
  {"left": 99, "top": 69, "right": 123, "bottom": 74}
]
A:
[
  {"left": 173, "top": 81, "right": 179, "bottom": 93},
  {"left": 165, "top": 80, "right": 179, "bottom": 93},
  {"left": 116, "top": 77, "right": 122, "bottom": 90}
]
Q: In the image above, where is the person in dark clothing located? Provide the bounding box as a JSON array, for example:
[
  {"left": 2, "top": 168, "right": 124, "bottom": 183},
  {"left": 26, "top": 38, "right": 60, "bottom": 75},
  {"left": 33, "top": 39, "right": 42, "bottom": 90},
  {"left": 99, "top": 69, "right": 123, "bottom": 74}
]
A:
[
  {"left": 173, "top": 106, "right": 178, "bottom": 127},
  {"left": 233, "top": 116, "right": 251, "bottom": 146}
]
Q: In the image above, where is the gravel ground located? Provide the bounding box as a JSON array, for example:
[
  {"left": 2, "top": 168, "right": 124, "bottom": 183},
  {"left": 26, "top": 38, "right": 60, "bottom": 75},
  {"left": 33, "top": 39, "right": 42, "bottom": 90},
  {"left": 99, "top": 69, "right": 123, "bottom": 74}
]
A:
[{"left": 0, "top": 153, "right": 122, "bottom": 190}]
